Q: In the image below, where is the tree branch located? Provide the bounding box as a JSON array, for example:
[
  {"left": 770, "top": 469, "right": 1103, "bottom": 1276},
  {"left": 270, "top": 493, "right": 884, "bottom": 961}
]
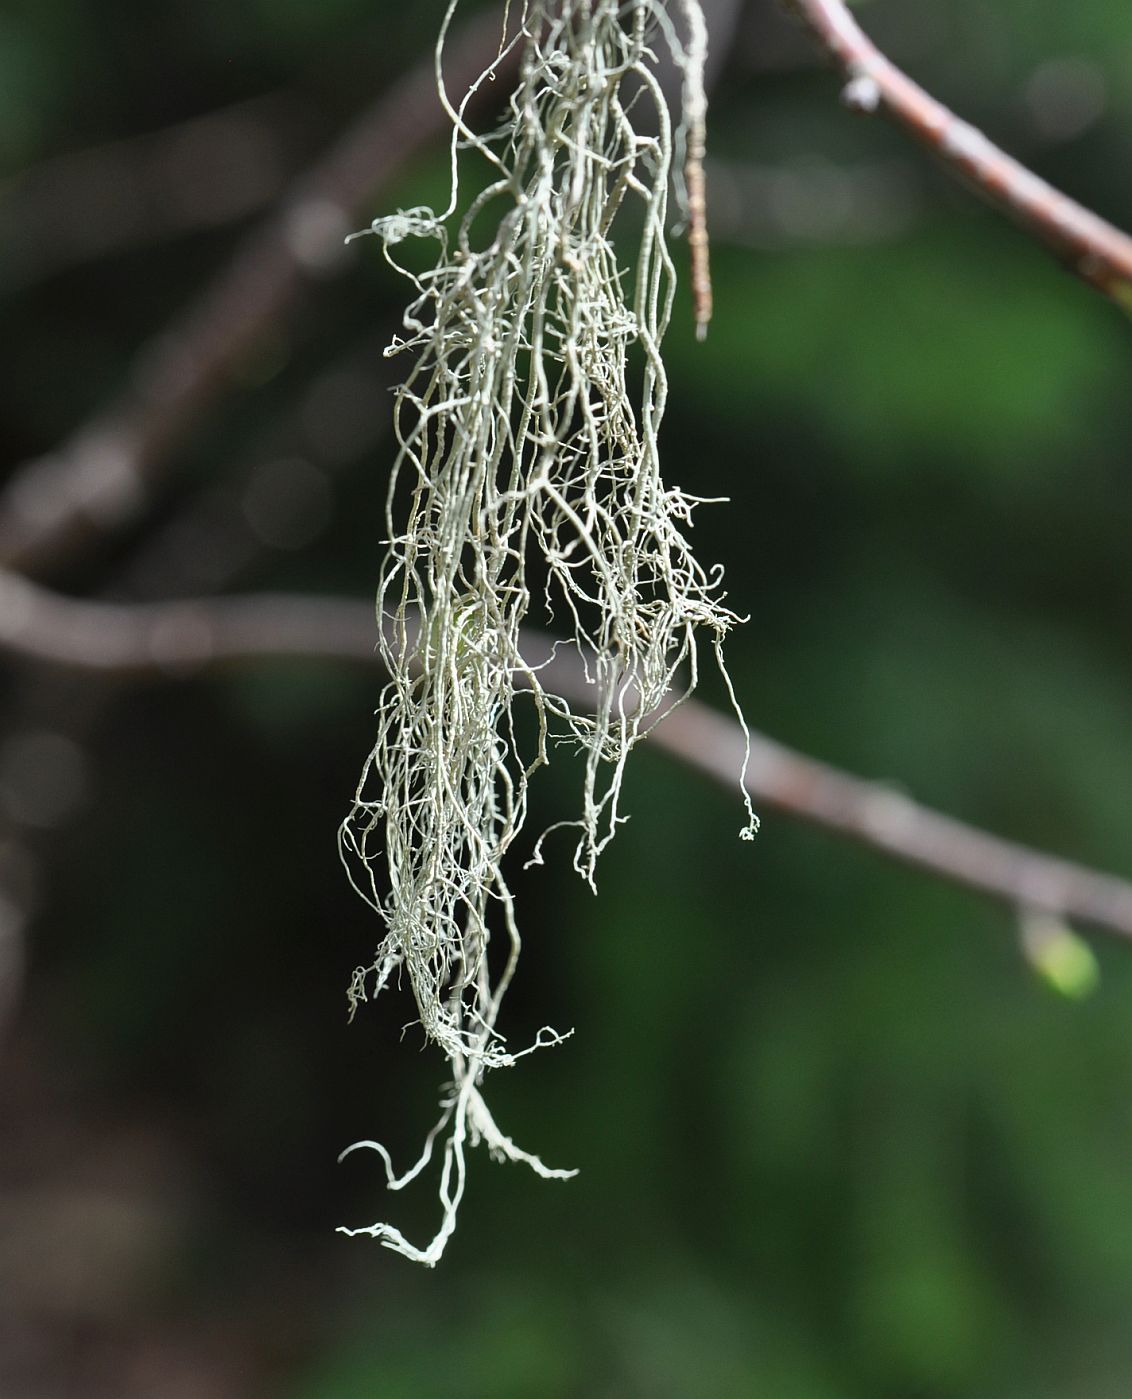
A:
[
  {"left": 0, "top": 8, "right": 519, "bottom": 579},
  {"left": 781, "top": 0, "right": 1132, "bottom": 309},
  {"left": 3, "top": 567, "right": 1131, "bottom": 944}
]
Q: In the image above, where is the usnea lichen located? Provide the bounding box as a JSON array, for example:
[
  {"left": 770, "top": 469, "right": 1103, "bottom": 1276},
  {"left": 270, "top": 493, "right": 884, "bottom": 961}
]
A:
[{"left": 338, "top": 0, "right": 755, "bottom": 1265}]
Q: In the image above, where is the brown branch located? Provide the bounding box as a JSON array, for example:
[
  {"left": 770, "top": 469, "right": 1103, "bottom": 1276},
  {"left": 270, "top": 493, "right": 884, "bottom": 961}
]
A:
[
  {"left": 3, "top": 568, "right": 1132, "bottom": 943},
  {"left": 653, "top": 703, "right": 1132, "bottom": 941},
  {"left": 781, "top": 0, "right": 1132, "bottom": 309},
  {"left": 0, "top": 8, "right": 519, "bottom": 579}
]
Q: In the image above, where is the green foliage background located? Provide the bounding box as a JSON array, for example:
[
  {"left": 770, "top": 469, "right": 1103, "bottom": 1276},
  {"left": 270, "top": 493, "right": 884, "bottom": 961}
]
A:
[{"left": 3, "top": 0, "right": 1132, "bottom": 1394}]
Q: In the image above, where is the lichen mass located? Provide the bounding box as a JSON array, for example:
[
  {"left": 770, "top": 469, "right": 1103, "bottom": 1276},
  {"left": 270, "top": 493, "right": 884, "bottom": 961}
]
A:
[{"left": 338, "top": 0, "right": 755, "bottom": 1265}]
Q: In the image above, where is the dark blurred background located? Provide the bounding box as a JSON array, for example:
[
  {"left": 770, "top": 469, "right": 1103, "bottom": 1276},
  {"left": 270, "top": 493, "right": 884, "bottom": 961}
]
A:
[{"left": 2, "top": 0, "right": 1132, "bottom": 1394}]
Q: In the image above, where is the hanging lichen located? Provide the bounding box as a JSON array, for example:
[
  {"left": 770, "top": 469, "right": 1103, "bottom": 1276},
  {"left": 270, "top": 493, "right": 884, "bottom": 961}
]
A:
[{"left": 339, "top": 0, "right": 755, "bottom": 1265}]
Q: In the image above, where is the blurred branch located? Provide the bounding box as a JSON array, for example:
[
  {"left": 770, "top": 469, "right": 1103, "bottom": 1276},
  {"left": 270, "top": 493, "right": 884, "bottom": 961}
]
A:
[
  {"left": 708, "top": 155, "right": 923, "bottom": 249},
  {"left": 781, "top": 0, "right": 1132, "bottom": 308},
  {"left": 114, "top": 334, "right": 391, "bottom": 599},
  {"left": 3, "top": 569, "right": 1132, "bottom": 944},
  {"left": 0, "top": 7, "right": 518, "bottom": 579},
  {"left": 0, "top": 94, "right": 316, "bottom": 294}
]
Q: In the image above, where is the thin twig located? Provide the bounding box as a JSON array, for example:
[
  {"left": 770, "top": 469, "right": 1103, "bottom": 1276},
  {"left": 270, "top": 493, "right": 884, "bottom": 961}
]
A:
[
  {"left": 0, "top": 8, "right": 519, "bottom": 579},
  {"left": 651, "top": 703, "right": 1132, "bottom": 943},
  {"left": 2, "top": 569, "right": 1131, "bottom": 943},
  {"left": 781, "top": 0, "right": 1132, "bottom": 309},
  {"left": 677, "top": 0, "right": 713, "bottom": 339}
]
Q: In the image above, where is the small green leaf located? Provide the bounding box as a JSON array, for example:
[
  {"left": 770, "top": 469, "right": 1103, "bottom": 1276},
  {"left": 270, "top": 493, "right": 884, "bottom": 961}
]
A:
[{"left": 1021, "top": 913, "right": 1100, "bottom": 1000}]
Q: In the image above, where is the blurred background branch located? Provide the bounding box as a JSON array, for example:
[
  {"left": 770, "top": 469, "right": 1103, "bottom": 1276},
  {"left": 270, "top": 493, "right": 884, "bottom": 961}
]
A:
[
  {"left": 0, "top": 6, "right": 519, "bottom": 579},
  {"left": 2, "top": 569, "right": 1131, "bottom": 945},
  {"left": 0, "top": 93, "right": 319, "bottom": 295}
]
